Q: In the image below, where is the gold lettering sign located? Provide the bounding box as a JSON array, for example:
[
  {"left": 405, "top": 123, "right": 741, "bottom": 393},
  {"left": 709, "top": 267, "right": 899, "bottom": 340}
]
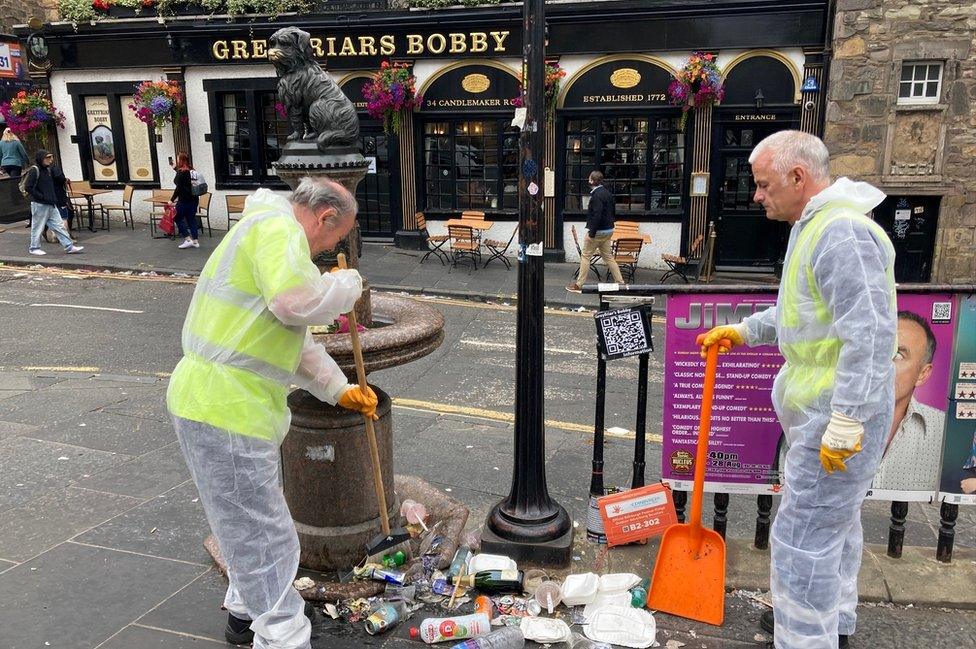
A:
[
  {"left": 610, "top": 68, "right": 641, "bottom": 89},
  {"left": 734, "top": 114, "right": 777, "bottom": 121},
  {"left": 461, "top": 73, "right": 491, "bottom": 94}
]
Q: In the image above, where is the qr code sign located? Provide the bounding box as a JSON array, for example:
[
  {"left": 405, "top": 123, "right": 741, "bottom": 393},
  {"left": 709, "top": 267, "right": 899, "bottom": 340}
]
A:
[
  {"left": 932, "top": 301, "right": 952, "bottom": 323},
  {"left": 599, "top": 310, "right": 648, "bottom": 357}
]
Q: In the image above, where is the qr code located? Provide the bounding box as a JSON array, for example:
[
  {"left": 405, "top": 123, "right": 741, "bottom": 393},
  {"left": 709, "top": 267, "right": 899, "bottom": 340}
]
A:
[
  {"left": 600, "top": 311, "right": 648, "bottom": 355},
  {"left": 932, "top": 301, "right": 952, "bottom": 323}
]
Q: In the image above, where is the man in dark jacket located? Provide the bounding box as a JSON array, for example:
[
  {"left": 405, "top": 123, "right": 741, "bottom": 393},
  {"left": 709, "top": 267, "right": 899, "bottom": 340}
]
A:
[
  {"left": 24, "top": 149, "right": 82, "bottom": 256},
  {"left": 567, "top": 170, "right": 624, "bottom": 291}
]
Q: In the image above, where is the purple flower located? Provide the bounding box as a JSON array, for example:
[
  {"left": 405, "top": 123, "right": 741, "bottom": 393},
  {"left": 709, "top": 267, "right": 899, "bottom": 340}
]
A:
[{"left": 150, "top": 95, "right": 173, "bottom": 115}]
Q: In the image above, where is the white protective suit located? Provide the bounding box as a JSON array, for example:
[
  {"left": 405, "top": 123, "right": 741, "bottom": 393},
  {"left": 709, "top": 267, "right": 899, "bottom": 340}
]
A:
[
  {"left": 740, "top": 178, "right": 897, "bottom": 648},
  {"left": 168, "top": 188, "right": 362, "bottom": 649}
]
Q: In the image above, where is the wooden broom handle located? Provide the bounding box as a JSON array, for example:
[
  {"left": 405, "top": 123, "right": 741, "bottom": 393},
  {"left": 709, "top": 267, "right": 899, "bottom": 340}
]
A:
[{"left": 337, "top": 254, "right": 390, "bottom": 535}]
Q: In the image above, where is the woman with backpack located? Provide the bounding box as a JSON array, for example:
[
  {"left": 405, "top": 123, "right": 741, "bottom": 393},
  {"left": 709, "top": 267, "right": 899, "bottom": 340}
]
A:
[
  {"left": 171, "top": 152, "right": 200, "bottom": 249},
  {"left": 0, "top": 129, "right": 29, "bottom": 177}
]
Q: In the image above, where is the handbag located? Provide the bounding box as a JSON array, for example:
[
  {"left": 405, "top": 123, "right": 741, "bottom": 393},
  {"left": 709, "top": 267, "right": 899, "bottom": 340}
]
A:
[{"left": 159, "top": 203, "right": 176, "bottom": 236}]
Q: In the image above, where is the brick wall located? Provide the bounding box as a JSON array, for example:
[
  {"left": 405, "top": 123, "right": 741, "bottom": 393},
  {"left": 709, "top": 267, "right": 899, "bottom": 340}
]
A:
[{"left": 825, "top": 0, "right": 975, "bottom": 283}]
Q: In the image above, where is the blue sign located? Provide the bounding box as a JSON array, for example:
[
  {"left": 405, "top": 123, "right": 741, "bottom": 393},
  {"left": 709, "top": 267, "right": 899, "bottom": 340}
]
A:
[{"left": 802, "top": 76, "right": 819, "bottom": 93}]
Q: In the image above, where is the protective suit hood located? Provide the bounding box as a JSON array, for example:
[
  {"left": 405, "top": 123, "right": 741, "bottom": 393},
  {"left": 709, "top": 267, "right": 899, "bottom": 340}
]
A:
[
  {"left": 799, "top": 177, "right": 886, "bottom": 223},
  {"left": 245, "top": 187, "right": 294, "bottom": 218}
]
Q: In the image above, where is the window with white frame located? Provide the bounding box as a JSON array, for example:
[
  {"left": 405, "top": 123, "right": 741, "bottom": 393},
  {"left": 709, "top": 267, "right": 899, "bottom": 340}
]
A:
[{"left": 898, "top": 62, "right": 943, "bottom": 104}]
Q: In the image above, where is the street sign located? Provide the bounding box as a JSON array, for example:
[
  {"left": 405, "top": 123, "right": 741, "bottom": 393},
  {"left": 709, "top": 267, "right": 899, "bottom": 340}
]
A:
[
  {"left": 594, "top": 305, "right": 653, "bottom": 360},
  {"left": 598, "top": 483, "right": 678, "bottom": 546}
]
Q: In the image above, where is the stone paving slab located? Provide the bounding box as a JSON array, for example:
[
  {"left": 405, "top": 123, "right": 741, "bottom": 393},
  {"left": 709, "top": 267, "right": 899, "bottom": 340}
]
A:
[
  {"left": 96, "top": 625, "right": 224, "bottom": 648},
  {"left": 0, "top": 541, "right": 206, "bottom": 649},
  {"left": 31, "top": 409, "right": 175, "bottom": 457},
  {"left": 0, "top": 485, "right": 142, "bottom": 563},
  {"left": 137, "top": 569, "right": 229, "bottom": 643},
  {"left": 76, "top": 440, "right": 191, "bottom": 500},
  {"left": 0, "top": 419, "right": 38, "bottom": 441}
]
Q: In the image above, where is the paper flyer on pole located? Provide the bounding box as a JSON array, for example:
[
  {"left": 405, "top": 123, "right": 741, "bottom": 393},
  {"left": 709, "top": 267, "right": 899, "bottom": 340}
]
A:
[
  {"left": 662, "top": 292, "right": 957, "bottom": 500},
  {"left": 938, "top": 294, "right": 976, "bottom": 506}
]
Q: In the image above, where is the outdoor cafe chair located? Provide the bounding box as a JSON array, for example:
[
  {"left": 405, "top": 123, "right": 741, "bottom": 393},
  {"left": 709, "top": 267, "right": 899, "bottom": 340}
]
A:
[
  {"left": 612, "top": 237, "right": 644, "bottom": 283},
  {"left": 417, "top": 212, "right": 449, "bottom": 266},
  {"left": 448, "top": 224, "right": 480, "bottom": 270},
  {"left": 196, "top": 192, "right": 213, "bottom": 237},
  {"left": 483, "top": 224, "right": 518, "bottom": 270},
  {"left": 570, "top": 224, "right": 602, "bottom": 282},
  {"left": 660, "top": 234, "right": 705, "bottom": 283},
  {"left": 99, "top": 184, "right": 135, "bottom": 230},
  {"left": 226, "top": 194, "right": 247, "bottom": 230}
]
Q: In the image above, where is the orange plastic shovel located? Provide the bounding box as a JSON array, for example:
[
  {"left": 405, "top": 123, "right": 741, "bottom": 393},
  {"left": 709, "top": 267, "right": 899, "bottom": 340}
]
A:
[{"left": 646, "top": 336, "right": 729, "bottom": 626}]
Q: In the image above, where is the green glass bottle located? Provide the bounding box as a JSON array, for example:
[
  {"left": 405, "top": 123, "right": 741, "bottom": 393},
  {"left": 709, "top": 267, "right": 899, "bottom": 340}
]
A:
[{"left": 452, "top": 570, "right": 524, "bottom": 594}]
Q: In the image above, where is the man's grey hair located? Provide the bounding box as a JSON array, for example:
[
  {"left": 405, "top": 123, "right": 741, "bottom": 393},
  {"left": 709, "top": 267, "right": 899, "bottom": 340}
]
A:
[
  {"left": 291, "top": 177, "right": 358, "bottom": 228},
  {"left": 748, "top": 130, "right": 831, "bottom": 182}
]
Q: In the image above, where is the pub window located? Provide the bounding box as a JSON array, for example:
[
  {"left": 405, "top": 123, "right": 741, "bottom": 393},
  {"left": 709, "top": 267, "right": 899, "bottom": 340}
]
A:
[
  {"left": 213, "top": 90, "right": 289, "bottom": 185},
  {"left": 898, "top": 62, "right": 943, "bottom": 105},
  {"left": 564, "top": 116, "right": 685, "bottom": 214},
  {"left": 68, "top": 85, "right": 159, "bottom": 186},
  {"left": 422, "top": 119, "right": 519, "bottom": 211}
]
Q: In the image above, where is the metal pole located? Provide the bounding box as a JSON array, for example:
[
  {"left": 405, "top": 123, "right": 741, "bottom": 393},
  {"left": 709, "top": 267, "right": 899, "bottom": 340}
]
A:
[
  {"left": 936, "top": 502, "right": 958, "bottom": 563},
  {"left": 631, "top": 352, "right": 648, "bottom": 489},
  {"left": 482, "top": 0, "right": 572, "bottom": 566}
]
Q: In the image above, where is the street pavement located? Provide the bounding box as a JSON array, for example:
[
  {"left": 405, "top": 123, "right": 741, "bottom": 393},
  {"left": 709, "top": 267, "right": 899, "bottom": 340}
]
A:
[{"left": 0, "top": 267, "right": 973, "bottom": 648}]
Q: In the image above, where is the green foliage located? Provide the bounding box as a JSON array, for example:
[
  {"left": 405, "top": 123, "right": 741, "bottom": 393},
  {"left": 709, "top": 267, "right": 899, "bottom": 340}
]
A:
[
  {"left": 58, "top": 0, "right": 312, "bottom": 25},
  {"left": 408, "top": 0, "right": 501, "bottom": 7}
]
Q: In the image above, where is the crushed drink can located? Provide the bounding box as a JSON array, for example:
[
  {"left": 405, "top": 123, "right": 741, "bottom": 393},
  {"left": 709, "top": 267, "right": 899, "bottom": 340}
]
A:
[{"left": 364, "top": 603, "right": 402, "bottom": 635}]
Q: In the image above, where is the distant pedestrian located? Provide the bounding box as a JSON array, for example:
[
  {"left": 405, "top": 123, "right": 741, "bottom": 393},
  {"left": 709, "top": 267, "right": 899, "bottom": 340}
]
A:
[
  {"left": 0, "top": 128, "right": 29, "bottom": 177},
  {"left": 23, "top": 149, "right": 83, "bottom": 256},
  {"left": 171, "top": 152, "right": 199, "bottom": 249},
  {"left": 566, "top": 170, "right": 625, "bottom": 291}
]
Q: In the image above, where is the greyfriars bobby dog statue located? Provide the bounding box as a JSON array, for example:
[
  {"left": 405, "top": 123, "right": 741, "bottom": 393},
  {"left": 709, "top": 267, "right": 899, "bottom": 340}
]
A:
[{"left": 268, "top": 27, "right": 359, "bottom": 151}]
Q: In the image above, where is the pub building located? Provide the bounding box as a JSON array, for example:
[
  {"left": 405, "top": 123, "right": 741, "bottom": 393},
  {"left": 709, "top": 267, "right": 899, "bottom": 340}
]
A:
[{"left": 18, "top": 0, "right": 831, "bottom": 272}]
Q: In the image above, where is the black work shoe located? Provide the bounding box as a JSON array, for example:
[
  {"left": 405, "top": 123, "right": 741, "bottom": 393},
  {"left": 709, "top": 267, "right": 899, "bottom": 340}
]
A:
[
  {"left": 759, "top": 609, "right": 850, "bottom": 648},
  {"left": 224, "top": 602, "right": 317, "bottom": 646}
]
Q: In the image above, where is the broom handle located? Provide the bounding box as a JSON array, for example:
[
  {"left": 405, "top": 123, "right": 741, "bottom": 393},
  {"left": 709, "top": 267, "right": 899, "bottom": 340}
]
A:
[
  {"left": 337, "top": 254, "right": 390, "bottom": 535},
  {"left": 689, "top": 339, "right": 727, "bottom": 549}
]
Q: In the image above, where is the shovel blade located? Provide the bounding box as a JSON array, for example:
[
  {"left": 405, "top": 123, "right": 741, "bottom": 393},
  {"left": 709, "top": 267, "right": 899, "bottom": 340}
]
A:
[{"left": 647, "top": 523, "right": 726, "bottom": 626}]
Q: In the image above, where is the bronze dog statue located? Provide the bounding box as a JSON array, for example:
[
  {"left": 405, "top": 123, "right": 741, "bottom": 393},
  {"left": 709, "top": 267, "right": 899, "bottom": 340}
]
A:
[{"left": 268, "top": 27, "right": 360, "bottom": 151}]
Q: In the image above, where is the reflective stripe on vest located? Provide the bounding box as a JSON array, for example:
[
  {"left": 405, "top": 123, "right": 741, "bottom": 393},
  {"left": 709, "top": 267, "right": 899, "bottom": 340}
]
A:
[
  {"left": 185, "top": 208, "right": 304, "bottom": 387},
  {"left": 777, "top": 202, "right": 896, "bottom": 410}
]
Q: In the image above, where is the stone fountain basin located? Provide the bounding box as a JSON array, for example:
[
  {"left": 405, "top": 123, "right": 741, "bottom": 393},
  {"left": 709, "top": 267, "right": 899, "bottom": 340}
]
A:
[{"left": 314, "top": 292, "right": 444, "bottom": 376}]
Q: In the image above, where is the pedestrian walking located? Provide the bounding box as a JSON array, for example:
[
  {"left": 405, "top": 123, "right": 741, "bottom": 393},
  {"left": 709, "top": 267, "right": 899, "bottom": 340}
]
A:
[
  {"left": 171, "top": 152, "right": 200, "bottom": 249},
  {"left": 699, "top": 130, "right": 896, "bottom": 649},
  {"left": 566, "top": 170, "right": 625, "bottom": 291},
  {"left": 0, "top": 128, "right": 29, "bottom": 177},
  {"left": 166, "top": 178, "right": 378, "bottom": 649},
  {"left": 22, "top": 149, "right": 83, "bottom": 256}
]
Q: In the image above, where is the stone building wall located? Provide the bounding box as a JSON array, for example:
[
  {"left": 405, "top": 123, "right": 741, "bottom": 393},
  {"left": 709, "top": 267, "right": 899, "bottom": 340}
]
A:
[
  {"left": 0, "top": 0, "right": 57, "bottom": 33},
  {"left": 824, "top": 0, "right": 975, "bottom": 283}
]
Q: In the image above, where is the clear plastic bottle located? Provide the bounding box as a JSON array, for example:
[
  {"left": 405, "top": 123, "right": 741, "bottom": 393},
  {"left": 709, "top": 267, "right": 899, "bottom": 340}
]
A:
[
  {"left": 570, "top": 632, "right": 612, "bottom": 649},
  {"left": 449, "top": 627, "right": 525, "bottom": 649}
]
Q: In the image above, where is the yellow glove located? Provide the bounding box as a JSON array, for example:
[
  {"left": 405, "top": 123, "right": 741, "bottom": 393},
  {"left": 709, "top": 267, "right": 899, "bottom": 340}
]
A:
[
  {"left": 819, "top": 412, "right": 864, "bottom": 473},
  {"left": 697, "top": 323, "right": 746, "bottom": 358},
  {"left": 338, "top": 383, "right": 379, "bottom": 420}
]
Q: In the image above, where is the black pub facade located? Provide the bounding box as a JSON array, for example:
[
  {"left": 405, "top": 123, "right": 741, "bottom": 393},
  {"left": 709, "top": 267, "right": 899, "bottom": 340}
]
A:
[{"left": 20, "top": 0, "right": 830, "bottom": 271}]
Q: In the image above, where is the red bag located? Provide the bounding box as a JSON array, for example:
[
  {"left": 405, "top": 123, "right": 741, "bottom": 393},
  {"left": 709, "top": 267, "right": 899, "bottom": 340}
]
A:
[{"left": 159, "top": 203, "right": 176, "bottom": 236}]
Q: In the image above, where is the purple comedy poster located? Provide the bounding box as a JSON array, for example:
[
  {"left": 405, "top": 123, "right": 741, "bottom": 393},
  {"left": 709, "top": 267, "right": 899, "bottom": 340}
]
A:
[{"left": 663, "top": 292, "right": 956, "bottom": 499}]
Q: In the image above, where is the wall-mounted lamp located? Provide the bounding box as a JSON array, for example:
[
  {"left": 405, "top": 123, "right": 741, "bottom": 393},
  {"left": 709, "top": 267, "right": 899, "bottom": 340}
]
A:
[{"left": 754, "top": 89, "right": 765, "bottom": 110}]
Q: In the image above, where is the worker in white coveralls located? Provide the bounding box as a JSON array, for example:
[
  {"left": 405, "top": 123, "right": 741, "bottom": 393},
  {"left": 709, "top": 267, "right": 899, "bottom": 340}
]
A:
[
  {"left": 167, "top": 178, "right": 379, "bottom": 649},
  {"left": 700, "top": 131, "right": 896, "bottom": 649}
]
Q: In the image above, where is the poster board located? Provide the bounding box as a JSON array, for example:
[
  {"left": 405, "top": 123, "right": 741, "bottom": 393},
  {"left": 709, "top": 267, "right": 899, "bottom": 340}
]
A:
[
  {"left": 938, "top": 295, "right": 976, "bottom": 505},
  {"left": 85, "top": 96, "right": 118, "bottom": 182}
]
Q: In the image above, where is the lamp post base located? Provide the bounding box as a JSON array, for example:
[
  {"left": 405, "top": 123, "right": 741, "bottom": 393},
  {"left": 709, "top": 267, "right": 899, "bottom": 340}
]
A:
[{"left": 481, "top": 503, "right": 574, "bottom": 567}]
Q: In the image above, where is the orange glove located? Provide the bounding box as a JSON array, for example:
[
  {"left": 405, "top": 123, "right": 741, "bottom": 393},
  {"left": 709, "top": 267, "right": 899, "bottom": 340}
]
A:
[
  {"left": 696, "top": 323, "right": 746, "bottom": 358},
  {"left": 338, "top": 383, "right": 378, "bottom": 420}
]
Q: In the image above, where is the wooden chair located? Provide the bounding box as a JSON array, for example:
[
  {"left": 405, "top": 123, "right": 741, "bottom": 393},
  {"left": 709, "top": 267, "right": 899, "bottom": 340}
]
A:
[
  {"left": 570, "top": 224, "right": 602, "bottom": 282},
  {"left": 99, "top": 184, "right": 135, "bottom": 230},
  {"left": 196, "top": 192, "right": 213, "bottom": 237},
  {"left": 417, "top": 213, "right": 449, "bottom": 266},
  {"left": 149, "top": 189, "right": 173, "bottom": 237},
  {"left": 483, "top": 224, "right": 519, "bottom": 270},
  {"left": 226, "top": 194, "right": 247, "bottom": 230},
  {"left": 612, "top": 237, "right": 644, "bottom": 283},
  {"left": 68, "top": 180, "right": 93, "bottom": 228},
  {"left": 448, "top": 224, "right": 480, "bottom": 270},
  {"left": 460, "top": 210, "right": 486, "bottom": 221},
  {"left": 661, "top": 234, "right": 705, "bottom": 283}
]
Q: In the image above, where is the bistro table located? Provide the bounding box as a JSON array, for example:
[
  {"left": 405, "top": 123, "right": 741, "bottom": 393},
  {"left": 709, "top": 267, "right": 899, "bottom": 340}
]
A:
[
  {"left": 444, "top": 217, "right": 494, "bottom": 231},
  {"left": 69, "top": 188, "right": 113, "bottom": 232}
]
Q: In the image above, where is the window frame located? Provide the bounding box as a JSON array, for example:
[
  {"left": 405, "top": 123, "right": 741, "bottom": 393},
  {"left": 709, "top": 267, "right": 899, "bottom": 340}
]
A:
[
  {"left": 558, "top": 109, "right": 691, "bottom": 221},
  {"left": 897, "top": 61, "right": 944, "bottom": 106},
  {"left": 417, "top": 115, "right": 521, "bottom": 215},
  {"left": 204, "top": 78, "right": 289, "bottom": 190},
  {"left": 66, "top": 81, "right": 161, "bottom": 189}
]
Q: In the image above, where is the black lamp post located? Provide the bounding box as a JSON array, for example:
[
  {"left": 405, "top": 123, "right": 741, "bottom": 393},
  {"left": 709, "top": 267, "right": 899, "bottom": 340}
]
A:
[{"left": 480, "top": 0, "right": 573, "bottom": 566}]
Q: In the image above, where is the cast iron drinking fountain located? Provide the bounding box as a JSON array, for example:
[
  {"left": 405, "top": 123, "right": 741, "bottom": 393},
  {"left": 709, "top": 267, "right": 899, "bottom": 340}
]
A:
[{"left": 204, "top": 27, "right": 458, "bottom": 601}]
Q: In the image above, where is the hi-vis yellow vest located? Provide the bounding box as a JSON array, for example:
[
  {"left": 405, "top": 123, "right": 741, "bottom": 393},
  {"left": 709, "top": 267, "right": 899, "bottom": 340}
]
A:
[
  {"left": 166, "top": 204, "right": 310, "bottom": 442},
  {"left": 776, "top": 202, "right": 896, "bottom": 412}
]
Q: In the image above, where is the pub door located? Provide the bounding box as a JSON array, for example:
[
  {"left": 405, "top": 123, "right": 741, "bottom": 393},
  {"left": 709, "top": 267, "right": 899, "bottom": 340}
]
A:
[
  {"left": 873, "top": 195, "right": 940, "bottom": 282},
  {"left": 356, "top": 123, "right": 400, "bottom": 239},
  {"left": 711, "top": 114, "right": 796, "bottom": 270}
]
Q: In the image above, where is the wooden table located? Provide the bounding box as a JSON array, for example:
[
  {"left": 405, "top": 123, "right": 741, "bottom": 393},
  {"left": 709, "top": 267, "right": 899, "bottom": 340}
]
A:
[
  {"left": 69, "top": 188, "right": 113, "bottom": 232},
  {"left": 612, "top": 230, "right": 652, "bottom": 244},
  {"left": 445, "top": 218, "right": 494, "bottom": 231}
]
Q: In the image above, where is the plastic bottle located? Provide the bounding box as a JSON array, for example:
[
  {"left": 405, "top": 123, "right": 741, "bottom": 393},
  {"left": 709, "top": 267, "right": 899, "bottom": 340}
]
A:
[
  {"left": 473, "top": 595, "right": 493, "bottom": 619},
  {"left": 534, "top": 580, "right": 562, "bottom": 614},
  {"left": 445, "top": 545, "right": 472, "bottom": 580},
  {"left": 449, "top": 627, "right": 525, "bottom": 649},
  {"left": 630, "top": 578, "right": 649, "bottom": 608},
  {"left": 409, "top": 613, "right": 491, "bottom": 644},
  {"left": 570, "top": 632, "right": 612, "bottom": 649},
  {"left": 364, "top": 600, "right": 408, "bottom": 635},
  {"left": 382, "top": 550, "right": 407, "bottom": 567}
]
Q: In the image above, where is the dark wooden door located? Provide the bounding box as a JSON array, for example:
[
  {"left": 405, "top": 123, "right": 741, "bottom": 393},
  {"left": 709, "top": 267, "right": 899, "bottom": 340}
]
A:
[
  {"left": 873, "top": 195, "right": 940, "bottom": 282},
  {"left": 356, "top": 123, "right": 399, "bottom": 238}
]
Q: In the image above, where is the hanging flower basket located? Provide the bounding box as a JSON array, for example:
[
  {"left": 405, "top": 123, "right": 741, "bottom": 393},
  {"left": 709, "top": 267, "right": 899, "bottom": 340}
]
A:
[
  {"left": 128, "top": 80, "right": 186, "bottom": 131},
  {"left": 668, "top": 51, "right": 725, "bottom": 131},
  {"left": 511, "top": 62, "right": 566, "bottom": 122},
  {"left": 363, "top": 61, "right": 422, "bottom": 135},
  {"left": 0, "top": 91, "right": 66, "bottom": 147}
]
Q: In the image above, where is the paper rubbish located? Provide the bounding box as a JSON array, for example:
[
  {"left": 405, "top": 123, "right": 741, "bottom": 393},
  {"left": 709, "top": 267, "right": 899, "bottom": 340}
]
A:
[
  {"left": 467, "top": 553, "right": 518, "bottom": 573},
  {"left": 582, "top": 591, "right": 632, "bottom": 621},
  {"left": 519, "top": 616, "right": 572, "bottom": 644},
  {"left": 597, "top": 573, "right": 641, "bottom": 594},
  {"left": 583, "top": 605, "right": 656, "bottom": 648},
  {"left": 560, "top": 572, "right": 599, "bottom": 606}
]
